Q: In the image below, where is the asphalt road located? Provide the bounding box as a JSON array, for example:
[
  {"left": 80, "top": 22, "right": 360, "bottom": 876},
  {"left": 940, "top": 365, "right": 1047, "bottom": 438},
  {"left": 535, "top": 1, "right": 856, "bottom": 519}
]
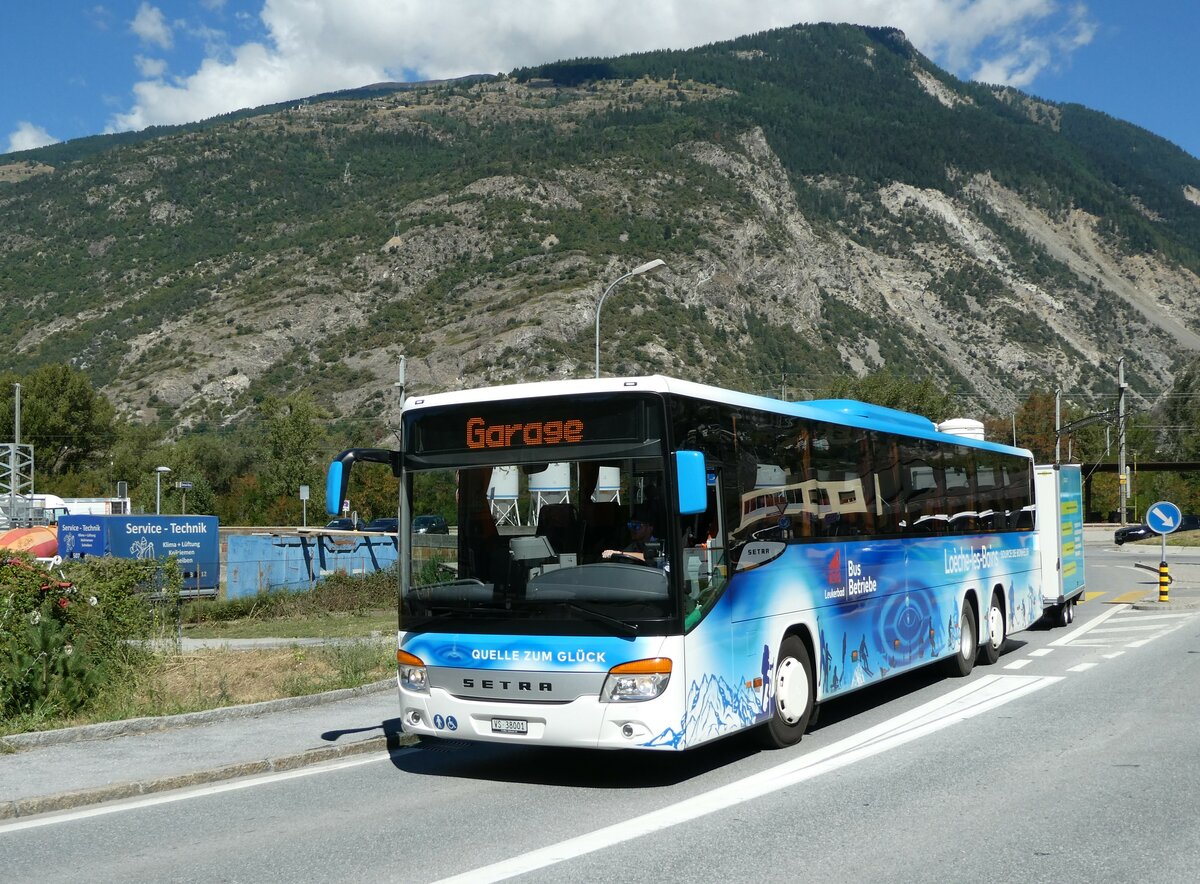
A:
[{"left": 2, "top": 541, "right": 1199, "bottom": 882}]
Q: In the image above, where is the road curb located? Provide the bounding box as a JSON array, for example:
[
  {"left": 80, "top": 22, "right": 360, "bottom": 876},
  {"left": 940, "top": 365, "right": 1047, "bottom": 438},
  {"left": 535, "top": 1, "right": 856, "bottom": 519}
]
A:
[
  {"left": 1130, "top": 598, "right": 1200, "bottom": 611},
  {"left": 0, "top": 679, "right": 396, "bottom": 751},
  {"left": 0, "top": 730, "right": 419, "bottom": 821}
]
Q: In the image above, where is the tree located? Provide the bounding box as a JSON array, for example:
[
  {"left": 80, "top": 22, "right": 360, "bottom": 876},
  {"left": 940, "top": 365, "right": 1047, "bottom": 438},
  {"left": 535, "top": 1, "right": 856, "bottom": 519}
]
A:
[
  {"left": 258, "top": 394, "right": 325, "bottom": 522},
  {"left": 1161, "top": 356, "right": 1200, "bottom": 462},
  {"left": 990, "top": 390, "right": 1136, "bottom": 465},
  {"left": 827, "top": 369, "right": 955, "bottom": 421},
  {"left": 106, "top": 422, "right": 166, "bottom": 513},
  {"left": 1153, "top": 357, "right": 1200, "bottom": 512},
  {"left": 0, "top": 364, "right": 117, "bottom": 476},
  {"left": 1008, "top": 391, "right": 1058, "bottom": 462}
]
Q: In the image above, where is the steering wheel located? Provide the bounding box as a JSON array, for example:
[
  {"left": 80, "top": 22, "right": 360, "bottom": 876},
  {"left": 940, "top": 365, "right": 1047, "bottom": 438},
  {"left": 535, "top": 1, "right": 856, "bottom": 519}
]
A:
[{"left": 605, "top": 553, "right": 646, "bottom": 565}]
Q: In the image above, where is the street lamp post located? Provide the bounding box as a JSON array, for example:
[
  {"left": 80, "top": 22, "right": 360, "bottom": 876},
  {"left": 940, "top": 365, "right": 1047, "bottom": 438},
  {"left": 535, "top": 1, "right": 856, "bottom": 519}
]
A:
[
  {"left": 154, "top": 466, "right": 171, "bottom": 515},
  {"left": 594, "top": 259, "right": 667, "bottom": 378}
]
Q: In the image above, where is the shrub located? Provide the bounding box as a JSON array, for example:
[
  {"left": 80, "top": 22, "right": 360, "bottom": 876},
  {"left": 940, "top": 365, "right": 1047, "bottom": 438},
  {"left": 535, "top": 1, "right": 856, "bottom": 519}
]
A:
[
  {"left": 181, "top": 564, "right": 398, "bottom": 624},
  {"left": 1, "top": 554, "right": 181, "bottom": 721}
]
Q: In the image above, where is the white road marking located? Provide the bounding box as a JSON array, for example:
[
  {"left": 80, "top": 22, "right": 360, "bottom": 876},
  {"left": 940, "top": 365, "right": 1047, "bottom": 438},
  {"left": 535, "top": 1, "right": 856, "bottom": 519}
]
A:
[
  {"left": 1003, "top": 659, "right": 1033, "bottom": 670},
  {"left": 1103, "top": 652, "right": 1125, "bottom": 659},
  {"left": 430, "top": 674, "right": 1062, "bottom": 884},
  {"left": 1029, "top": 649, "right": 1054, "bottom": 657},
  {"left": 0, "top": 752, "right": 391, "bottom": 834},
  {"left": 1050, "top": 604, "right": 1129, "bottom": 647},
  {"left": 1067, "top": 663, "right": 1097, "bottom": 672},
  {"left": 1088, "top": 624, "right": 1169, "bottom": 634},
  {"left": 1126, "top": 631, "right": 1180, "bottom": 648},
  {"left": 1109, "top": 613, "right": 1191, "bottom": 624}
]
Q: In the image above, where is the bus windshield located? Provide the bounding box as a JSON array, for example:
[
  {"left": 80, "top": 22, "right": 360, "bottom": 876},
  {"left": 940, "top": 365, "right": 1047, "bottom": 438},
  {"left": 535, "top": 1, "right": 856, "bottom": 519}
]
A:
[{"left": 401, "top": 393, "right": 681, "bottom": 635}]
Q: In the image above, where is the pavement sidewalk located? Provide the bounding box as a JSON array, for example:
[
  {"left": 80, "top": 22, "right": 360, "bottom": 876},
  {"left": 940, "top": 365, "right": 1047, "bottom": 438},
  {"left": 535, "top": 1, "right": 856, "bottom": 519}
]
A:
[{"left": 0, "top": 668, "right": 412, "bottom": 821}]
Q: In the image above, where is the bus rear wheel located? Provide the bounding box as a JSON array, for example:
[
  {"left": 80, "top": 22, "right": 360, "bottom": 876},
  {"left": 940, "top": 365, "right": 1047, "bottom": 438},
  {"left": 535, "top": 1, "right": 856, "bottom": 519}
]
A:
[
  {"left": 977, "top": 591, "right": 1006, "bottom": 666},
  {"left": 944, "top": 602, "right": 977, "bottom": 678},
  {"left": 757, "top": 636, "right": 814, "bottom": 749}
]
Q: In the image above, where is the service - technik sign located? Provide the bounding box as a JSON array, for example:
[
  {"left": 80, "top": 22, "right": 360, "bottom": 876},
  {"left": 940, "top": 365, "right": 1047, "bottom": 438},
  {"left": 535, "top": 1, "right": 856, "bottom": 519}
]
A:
[{"left": 58, "top": 515, "right": 220, "bottom": 589}]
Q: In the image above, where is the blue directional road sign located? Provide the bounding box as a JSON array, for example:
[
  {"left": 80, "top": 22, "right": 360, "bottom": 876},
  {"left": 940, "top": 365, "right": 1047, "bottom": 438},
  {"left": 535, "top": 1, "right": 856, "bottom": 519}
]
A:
[{"left": 1145, "top": 500, "right": 1183, "bottom": 535}]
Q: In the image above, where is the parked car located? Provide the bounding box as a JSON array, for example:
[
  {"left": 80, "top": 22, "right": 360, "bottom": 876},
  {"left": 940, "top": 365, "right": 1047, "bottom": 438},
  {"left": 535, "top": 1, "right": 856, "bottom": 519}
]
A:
[
  {"left": 412, "top": 514, "right": 449, "bottom": 534},
  {"left": 365, "top": 517, "right": 398, "bottom": 532},
  {"left": 1114, "top": 514, "right": 1200, "bottom": 545},
  {"left": 325, "top": 517, "right": 368, "bottom": 532}
]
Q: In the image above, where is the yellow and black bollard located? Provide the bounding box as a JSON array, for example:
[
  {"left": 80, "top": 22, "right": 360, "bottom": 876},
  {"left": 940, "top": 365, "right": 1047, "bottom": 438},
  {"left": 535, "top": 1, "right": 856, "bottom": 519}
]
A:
[{"left": 1159, "top": 560, "right": 1171, "bottom": 603}]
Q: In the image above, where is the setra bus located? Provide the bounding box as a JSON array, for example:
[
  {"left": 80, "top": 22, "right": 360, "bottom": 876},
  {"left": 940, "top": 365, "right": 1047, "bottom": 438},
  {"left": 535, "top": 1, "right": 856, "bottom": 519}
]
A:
[{"left": 326, "top": 375, "right": 1053, "bottom": 750}]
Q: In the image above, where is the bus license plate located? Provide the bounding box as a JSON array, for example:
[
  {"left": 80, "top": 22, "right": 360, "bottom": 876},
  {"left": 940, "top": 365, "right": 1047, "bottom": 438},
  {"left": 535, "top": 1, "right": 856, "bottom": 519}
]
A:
[{"left": 491, "top": 718, "right": 528, "bottom": 734}]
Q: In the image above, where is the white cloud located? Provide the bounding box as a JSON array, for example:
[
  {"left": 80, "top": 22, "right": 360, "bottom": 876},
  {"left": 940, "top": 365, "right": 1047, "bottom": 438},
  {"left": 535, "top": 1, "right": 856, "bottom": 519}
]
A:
[
  {"left": 6, "top": 121, "right": 59, "bottom": 154},
  {"left": 131, "top": 2, "right": 173, "bottom": 50},
  {"left": 962, "top": 1, "right": 1097, "bottom": 86},
  {"left": 135, "top": 55, "right": 169, "bottom": 78},
  {"left": 87, "top": 5, "right": 115, "bottom": 31},
  {"left": 108, "top": 0, "right": 1098, "bottom": 132}
]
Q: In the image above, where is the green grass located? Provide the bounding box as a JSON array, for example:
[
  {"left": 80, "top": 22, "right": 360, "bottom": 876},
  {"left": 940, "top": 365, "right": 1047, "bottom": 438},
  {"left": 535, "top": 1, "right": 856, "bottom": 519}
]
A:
[
  {"left": 1, "top": 639, "right": 397, "bottom": 739},
  {"left": 181, "top": 567, "right": 398, "bottom": 625},
  {"left": 1, "top": 571, "right": 401, "bottom": 738},
  {"left": 182, "top": 610, "right": 396, "bottom": 639}
]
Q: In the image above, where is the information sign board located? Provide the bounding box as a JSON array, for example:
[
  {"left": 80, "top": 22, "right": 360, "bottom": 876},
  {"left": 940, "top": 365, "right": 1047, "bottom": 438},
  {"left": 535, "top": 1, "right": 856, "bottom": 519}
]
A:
[{"left": 57, "top": 515, "right": 220, "bottom": 589}]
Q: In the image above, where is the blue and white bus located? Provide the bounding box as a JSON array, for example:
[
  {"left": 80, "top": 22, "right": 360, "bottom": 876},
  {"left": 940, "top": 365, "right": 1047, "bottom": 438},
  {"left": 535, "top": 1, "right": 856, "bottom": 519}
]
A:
[{"left": 327, "top": 375, "right": 1056, "bottom": 750}]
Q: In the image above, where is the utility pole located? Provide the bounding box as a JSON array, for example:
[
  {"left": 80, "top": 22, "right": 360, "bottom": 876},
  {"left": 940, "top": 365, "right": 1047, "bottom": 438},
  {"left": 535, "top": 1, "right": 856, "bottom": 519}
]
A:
[
  {"left": 1054, "top": 389, "right": 1062, "bottom": 465},
  {"left": 1117, "top": 357, "right": 1127, "bottom": 525},
  {"left": 6, "top": 383, "right": 18, "bottom": 527}
]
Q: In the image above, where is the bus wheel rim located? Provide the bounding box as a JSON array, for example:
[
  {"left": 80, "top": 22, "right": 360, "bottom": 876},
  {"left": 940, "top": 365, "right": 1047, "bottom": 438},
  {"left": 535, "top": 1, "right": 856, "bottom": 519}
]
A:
[
  {"left": 988, "top": 603, "right": 1004, "bottom": 650},
  {"left": 776, "top": 655, "right": 808, "bottom": 725},
  {"left": 960, "top": 613, "right": 974, "bottom": 658}
]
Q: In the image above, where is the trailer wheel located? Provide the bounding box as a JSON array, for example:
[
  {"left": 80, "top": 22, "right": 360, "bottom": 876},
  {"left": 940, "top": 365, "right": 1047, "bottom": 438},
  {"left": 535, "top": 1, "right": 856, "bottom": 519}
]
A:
[
  {"left": 978, "top": 591, "right": 1006, "bottom": 665},
  {"left": 944, "top": 602, "right": 977, "bottom": 678},
  {"left": 1066, "top": 599, "right": 1075, "bottom": 624},
  {"left": 756, "top": 636, "right": 814, "bottom": 748},
  {"left": 1053, "top": 602, "right": 1070, "bottom": 628}
]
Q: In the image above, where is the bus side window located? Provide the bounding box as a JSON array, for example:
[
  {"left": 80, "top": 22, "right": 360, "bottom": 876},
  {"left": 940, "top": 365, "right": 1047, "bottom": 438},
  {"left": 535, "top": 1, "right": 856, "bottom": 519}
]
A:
[
  {"left": 871, "top": 434, "right": 905, "bottom": 536},
  {"left": 684, "top": 485, "right": 727, "bottom": 630}
]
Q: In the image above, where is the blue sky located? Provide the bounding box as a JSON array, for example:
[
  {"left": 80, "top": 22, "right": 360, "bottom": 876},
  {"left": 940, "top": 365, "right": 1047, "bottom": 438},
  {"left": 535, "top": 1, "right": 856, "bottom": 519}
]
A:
[{"left": 3, "top": 1, "right": 1198, "bottom": 160}]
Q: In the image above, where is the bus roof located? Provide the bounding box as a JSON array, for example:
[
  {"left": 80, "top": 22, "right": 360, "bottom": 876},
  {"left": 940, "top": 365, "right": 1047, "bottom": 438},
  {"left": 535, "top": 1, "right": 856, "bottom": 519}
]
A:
[{"left": 402, "top": 375, "right": 1032, "bottom": 458}]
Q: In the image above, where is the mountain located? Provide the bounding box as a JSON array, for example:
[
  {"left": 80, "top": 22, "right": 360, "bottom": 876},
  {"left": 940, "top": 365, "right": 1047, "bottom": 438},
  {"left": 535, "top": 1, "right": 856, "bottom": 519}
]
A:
[{"left": 2, "top": 23, "right": 1199, "bottom": 435}]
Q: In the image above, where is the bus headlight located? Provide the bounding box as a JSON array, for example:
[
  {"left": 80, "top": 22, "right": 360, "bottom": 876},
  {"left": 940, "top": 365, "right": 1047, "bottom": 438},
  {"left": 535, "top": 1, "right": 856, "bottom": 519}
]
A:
[
  {"left": 397, "top": 649, "right": 428, "bottom": 694},
  {"left": 600, "top": 657, "right": 672, "bottom": 703}
]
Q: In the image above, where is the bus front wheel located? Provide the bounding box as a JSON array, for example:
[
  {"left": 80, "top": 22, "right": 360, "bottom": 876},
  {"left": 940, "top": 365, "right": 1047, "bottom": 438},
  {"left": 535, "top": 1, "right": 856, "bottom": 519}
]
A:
[
  {"left": 944, "top": 603, "right": 977, "bottom": 678},
  {"left": 757, "top": 636, "right": 814, "bottom": 748}
]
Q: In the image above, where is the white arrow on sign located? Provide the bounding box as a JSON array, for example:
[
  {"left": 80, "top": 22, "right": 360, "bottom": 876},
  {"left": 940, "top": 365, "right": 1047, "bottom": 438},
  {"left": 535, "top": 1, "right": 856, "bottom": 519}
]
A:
[{"left": 1151, "top": 506, "right": 1177, "bottom": 529}]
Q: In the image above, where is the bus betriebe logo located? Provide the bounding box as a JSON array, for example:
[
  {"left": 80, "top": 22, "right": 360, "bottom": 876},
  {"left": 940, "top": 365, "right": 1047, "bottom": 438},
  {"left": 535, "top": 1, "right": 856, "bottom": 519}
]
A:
[
  {"left": 827, "top": 549, "right": 842, "bottom": 586},
  {"left": 466, "top": 417, "right": 584, "bottom": 449}
]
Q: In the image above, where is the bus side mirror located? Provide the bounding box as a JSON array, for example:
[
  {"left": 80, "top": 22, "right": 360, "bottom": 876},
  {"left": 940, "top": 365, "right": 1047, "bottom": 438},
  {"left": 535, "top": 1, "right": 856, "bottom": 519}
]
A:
[
  {"left": 675, "top": 450, "right": 707, "bottom": 515},
  {"left": 326, "top": 460, "right": 346, "bottom": 516},
  {"left": 325, "top": 448, "right": 401, "bottom": 515}
]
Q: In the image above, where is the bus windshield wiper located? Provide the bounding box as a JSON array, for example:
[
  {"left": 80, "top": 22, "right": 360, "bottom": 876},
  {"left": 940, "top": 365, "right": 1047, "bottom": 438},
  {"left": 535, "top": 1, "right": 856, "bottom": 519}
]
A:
[{"left": 565, "top": 601, "right": 638, "bottom": 637}]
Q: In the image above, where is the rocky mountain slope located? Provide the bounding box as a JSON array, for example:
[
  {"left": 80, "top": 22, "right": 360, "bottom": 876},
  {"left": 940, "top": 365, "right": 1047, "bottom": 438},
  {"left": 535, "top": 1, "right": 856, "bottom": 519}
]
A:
[{"left": 2, "top": 23, "right": 1198, "bottom": 432}]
